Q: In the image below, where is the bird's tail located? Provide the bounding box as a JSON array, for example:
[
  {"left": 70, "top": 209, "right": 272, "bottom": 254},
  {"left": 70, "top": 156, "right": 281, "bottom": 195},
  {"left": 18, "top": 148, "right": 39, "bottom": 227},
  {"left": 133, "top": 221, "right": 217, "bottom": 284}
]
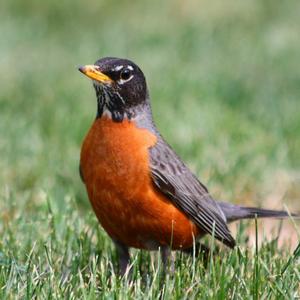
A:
[{"left": 218, "top": 201, "right": 300, "bottom": 223}]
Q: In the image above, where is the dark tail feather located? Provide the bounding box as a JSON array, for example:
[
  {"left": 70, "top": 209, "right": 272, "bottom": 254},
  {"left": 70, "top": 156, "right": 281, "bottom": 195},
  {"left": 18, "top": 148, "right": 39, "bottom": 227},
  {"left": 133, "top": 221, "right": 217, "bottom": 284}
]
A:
[{"left": 219, "top": 202, "right": 300, "bottom": 223}]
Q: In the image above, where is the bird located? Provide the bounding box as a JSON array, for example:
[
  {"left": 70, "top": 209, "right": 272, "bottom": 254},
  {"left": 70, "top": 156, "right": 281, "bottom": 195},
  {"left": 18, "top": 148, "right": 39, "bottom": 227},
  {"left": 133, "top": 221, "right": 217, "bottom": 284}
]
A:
[{"left": 78, "top": 57, "right": 299, "bottom": 275}]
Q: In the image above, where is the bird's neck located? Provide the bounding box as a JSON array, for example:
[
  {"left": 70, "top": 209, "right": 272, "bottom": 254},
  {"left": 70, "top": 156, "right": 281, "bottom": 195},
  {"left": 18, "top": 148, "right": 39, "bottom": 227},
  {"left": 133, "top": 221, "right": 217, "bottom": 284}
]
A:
[{"left": 96, "top": 96, "right": 156, "bottom": 132}]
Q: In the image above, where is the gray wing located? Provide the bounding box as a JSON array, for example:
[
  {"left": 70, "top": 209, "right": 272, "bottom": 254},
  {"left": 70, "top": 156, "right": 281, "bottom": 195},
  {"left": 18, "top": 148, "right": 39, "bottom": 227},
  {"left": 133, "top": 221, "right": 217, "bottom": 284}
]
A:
[{"left": 149, "top": 137, "right": 236, "bottom": 248}]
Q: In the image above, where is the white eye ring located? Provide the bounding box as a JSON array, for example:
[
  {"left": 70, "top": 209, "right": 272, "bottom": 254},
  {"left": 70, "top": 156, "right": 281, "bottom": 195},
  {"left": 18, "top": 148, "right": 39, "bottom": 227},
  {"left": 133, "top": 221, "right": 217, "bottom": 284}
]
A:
[
  {"left": 117, "top": 75, "right": 134, "bottom": 85},
  {"left": 118, "top": 68, "right": 134, "bottom": 85},
  {"left": 114, "top": 65, "right": 124, "bottom": 71}
]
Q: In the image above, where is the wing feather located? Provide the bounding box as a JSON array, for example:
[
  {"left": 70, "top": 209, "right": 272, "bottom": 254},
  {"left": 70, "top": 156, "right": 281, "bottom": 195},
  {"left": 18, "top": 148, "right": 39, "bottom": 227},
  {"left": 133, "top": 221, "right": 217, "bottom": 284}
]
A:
[{"left": 150, "top": 137, "right": 236, "bottom": 248}]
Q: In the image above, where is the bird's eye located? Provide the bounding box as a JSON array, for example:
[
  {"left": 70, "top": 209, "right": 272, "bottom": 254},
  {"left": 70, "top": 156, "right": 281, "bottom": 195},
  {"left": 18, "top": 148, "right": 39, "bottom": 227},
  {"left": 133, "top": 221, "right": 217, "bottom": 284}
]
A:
[{"left": 120, "top": 68, "right": 132, "bottom": 80}]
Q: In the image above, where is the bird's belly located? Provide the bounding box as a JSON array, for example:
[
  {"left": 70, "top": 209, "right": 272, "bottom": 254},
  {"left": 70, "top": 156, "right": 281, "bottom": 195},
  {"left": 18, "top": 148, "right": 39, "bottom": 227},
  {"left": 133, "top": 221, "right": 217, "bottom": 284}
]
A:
[
  {"left": 80, "top": 117, "right": 200, "bottom": 250},
  {"left": 88, "top": 181, "right": 200, "bottom": 250}
]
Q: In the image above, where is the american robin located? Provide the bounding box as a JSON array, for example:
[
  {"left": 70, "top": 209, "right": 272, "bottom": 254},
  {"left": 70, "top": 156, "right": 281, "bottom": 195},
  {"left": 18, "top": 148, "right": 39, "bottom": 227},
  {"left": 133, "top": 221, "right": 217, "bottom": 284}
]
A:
[{"left": 78, "top": 57, "right": 299, "bottom": 275}]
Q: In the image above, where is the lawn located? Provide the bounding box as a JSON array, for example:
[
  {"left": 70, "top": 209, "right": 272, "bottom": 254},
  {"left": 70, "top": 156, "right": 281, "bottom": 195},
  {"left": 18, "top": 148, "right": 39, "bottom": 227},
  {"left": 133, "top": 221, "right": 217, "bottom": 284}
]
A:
[{"left": 0, "top": 0, "right": 300, "bottom": 298}]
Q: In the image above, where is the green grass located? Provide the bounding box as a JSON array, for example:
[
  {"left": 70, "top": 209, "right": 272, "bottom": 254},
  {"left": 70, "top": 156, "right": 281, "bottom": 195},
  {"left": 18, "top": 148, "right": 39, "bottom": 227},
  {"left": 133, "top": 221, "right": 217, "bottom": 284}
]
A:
[{"left": 1, "top": 0, "right": 300, "bottom": 298}]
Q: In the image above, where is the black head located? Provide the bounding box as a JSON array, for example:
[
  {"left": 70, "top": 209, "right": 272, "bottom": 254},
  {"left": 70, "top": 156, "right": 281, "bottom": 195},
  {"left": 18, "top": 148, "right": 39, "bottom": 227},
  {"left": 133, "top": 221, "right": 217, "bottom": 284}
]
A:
[{"left": 79, "top": 57, "right": 149, "bottom": 122}]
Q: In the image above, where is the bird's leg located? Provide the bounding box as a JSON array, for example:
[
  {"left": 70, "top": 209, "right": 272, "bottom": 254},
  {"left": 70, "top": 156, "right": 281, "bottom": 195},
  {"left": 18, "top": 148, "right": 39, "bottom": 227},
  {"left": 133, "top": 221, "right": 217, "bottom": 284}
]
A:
[
  {"left": 183, "top": 243, "right": 210, "bottom": 256},
  {"left": 183, "top": 243, "right": 210, "bottom": 267},
  {"left": 113, "top": 240, "right": 130, "bottom": 276},
  {"left": 160, "top": 246, "right": 175, "bottom": 273}
]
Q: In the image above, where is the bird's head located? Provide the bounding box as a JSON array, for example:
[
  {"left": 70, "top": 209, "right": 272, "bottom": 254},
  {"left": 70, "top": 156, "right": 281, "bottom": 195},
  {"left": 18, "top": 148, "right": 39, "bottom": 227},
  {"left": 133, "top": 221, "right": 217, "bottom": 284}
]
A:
[{"left": 79, "top": 57, "right": 148, "bottom": 122}]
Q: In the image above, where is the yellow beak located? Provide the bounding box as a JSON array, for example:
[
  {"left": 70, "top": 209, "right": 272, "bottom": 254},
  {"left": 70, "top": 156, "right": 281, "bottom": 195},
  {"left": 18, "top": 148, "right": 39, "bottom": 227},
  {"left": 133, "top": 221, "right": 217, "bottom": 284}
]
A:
[{"left": 78, "top": 65, "right": 113, "bottom": 83}]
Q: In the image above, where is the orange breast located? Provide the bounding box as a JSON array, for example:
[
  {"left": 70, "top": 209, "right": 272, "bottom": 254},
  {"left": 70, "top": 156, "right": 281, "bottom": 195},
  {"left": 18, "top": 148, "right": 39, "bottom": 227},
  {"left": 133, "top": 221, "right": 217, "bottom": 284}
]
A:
[{"left": 80, "top": 117, "right": 200, "bottom": 250}]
